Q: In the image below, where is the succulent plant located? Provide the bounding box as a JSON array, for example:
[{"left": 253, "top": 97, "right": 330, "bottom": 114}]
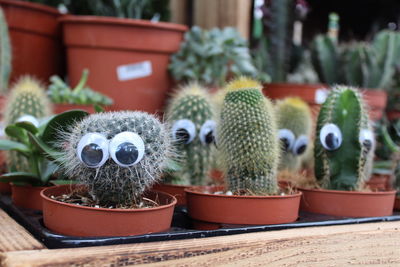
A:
[
  {"left": 275, "top": 97, "right": 312, "bottom": 172},
  {"left": 314, "top": 86, "right": 375, "bottom": 191},
  {"left": 165, "top": 84, "right": 215, "bottom": 185},
  {"left": 0, "top": 7, "right": 11, "bottom": 94},
  {"left": 57, "top": 111, "right": 172, "bottom": 206},
  {"left": 218, "top": 77, "right": 280, "bottom": 195}
]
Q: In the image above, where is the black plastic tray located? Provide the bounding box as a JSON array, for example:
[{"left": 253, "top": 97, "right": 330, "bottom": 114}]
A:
[{"left": 1, "top": 194, "right": 399, "bottom": 249}]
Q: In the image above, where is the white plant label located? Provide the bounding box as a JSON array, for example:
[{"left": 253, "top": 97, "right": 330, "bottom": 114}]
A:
[
  {"left": 315, "top": 88, "right": 329, "bottom": 104},
  {"left": 117, "top": 61, "right": 152, "bottom": 81}
]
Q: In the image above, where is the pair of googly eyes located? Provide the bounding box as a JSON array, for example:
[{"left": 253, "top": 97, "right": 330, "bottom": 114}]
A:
[
  {"left": 319, "top": 123, "right": 374, "bottom": 151},
  {"left": 172, "top": 119, "right": 216, "bottom": 145},
  {"left": 77, "top": 132, "right": 145, "bottom": 168},
  {"left": 278, "top": 129, "right": 308, "bottom": 155}
]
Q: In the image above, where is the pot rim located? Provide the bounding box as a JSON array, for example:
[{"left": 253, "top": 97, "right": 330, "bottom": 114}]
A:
[
  {"left": 298, "top": 187, "right": 396, "bottom": 196},
  {"left": 0, "top": 0, "right": 60, "bottom": 15},
  {"left": 41, "top": 184, "right": 177, "bottom": 213},
  {"left": 59, "top": 15, "right": 188, "bottom": 32},
  {"left": 185, "top": 185, "right": 302, "bottom": 200}
]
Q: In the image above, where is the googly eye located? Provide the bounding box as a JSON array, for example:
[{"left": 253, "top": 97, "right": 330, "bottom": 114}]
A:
[
  {"left": 320, "top": 123, "right": 342, "bottom": 151},
  {"left": 199, "top": 120, "right": 216, "bottom": 145},
  {"left": 77, "top": 133, "right": 109, "bottom": 168},
  {"left": 172, "top": 119, "right": 196, "bottom": 144},
  {"left": 292, "top": 135, "right": 308, "bottom": 155},
  {"left": 109, "top": 131, "right": 145, "bottom": 167},
  {"left": 16, "top": 115, "right": 39, "bottom": 128},
  {"left": 278, "top": 129, "right": 295, "bottom": 152},
  {"left": 359, "top": 129, "right": 374, "bottom": 152}
]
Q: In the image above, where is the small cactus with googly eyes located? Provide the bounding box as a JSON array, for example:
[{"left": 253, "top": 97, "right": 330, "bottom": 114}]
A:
[
  {"left": 57, "top": 111, "right": 172, "bottom": 207},
  {"left": 275, "top": 97, "right": 312, "bottom": 172},
  {"left": 314, "top": 86, "right": 375, "bottom": 191},
  {"left": 166, "top": 84, "right": 216, "bottom": 185}
]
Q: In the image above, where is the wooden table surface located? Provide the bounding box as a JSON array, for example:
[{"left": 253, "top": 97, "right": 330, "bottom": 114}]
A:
[{"left": 0, "top": 208, "right": 399, "bottom": 267}]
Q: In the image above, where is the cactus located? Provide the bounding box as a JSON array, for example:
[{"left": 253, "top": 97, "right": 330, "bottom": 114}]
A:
[
  {"left": 314, "top": 86, "right": 375, "bottom": 191},
  {"left": 57, "top": 111, "right": 172, "bottom": 207},
  {"left": 165, "top": 84, "right": 215, "bottom": 185},
  {"left": 3, "top": 76, "right": 52, "bottom": 172},
  {"left": 219, "top": 77, "right": 280, "bottom": 195},
  {"left": 0, "top": 7, "right": 11, "bottom": 94},
  {"left": 275, "top": 97, "right": 312, "bottom": 172}
]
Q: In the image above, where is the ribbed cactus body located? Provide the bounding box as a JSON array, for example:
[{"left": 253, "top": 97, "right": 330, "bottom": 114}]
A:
[
  {"left": 3, "top": 77, "right": 52, "bottom": 172},
  {"left": 311, "top": 34, "right": 339, "bottom": 85},
  {"left": 314, "top": 86, "right": 374, "bottom": 190},
  {"left": 0, "top": 7, "right": 11, "bottom": 94},
  {"left": 276, "top": 97, "right": 312, "bottom": 172},
  {"left": 59, "top": 111, "right": 171, "bottom": 206},
  {"left": 219, "top": 78, "right": 279, "bottom": 195},
  {"left": 166, "top": 84, "right": 214, "bottom": 185}
]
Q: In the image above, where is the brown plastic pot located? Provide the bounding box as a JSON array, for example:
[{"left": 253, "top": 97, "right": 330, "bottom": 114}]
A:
[
  {"left": 185, "top": 186, "right": 301, "bottom": 225},
  {"left": 54, "top": 103, "right": 95, "bottom": 114},
  {"left": 299, "top": 188, "right": 396, "bottom": 217},
  {"left": 41, "top": 185, "right": 176, "bottom": 237},
  {"left": 362, "top": 89, "right": 387, "bottom": 121},
  {"left": 0, "top": 182, "right": 11, "bottom": 194},
  {"left": 60, "top": 15, "right": 187, "bottom": 113},
  {"left": 394, "top": 197, "right": 400, "bottom": 211},
  {"left": 152, "top": 183, "right": 188, "bottom": 206},
  {"left": 0, "top": 0, "right": 63, "bottom": 82},
  {"left": 11, "top": 184, "right": 46, "bottom": 210}
]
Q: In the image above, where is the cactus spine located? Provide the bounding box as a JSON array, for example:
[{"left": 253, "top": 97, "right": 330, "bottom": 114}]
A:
[
  {"left": 166, "top": 84, "right": 215, "bottom": 185},
  {"left": 58, "top": 111, "right": 172, "bottom": 207},
  {"left": 219, "top": 77, "right": 280, "bottom": 195},
  {"left": 0, "top": 7, "right": 11, "bottom": 94},
  {"left": 314, "top": 86, "right": 374, "bottom": 190},
  {"left": 275, "top": 97, "right": 312, "bottom": 172}
]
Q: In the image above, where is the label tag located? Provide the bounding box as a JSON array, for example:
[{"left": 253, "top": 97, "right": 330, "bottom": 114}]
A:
[
  {"left": 117, "top": 61, "right": 152, "bottom": 81},
  {"left": 315, "top": 88, "right": 329, "bottom": 104}
]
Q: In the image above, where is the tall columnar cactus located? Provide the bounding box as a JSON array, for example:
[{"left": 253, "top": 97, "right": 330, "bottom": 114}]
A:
[
  {"left": 57, "top": 111, "right": 172, "bottom": 207},
  {"left": 275, "top": 97, "right": 312, "bottom": 172},
  {"left": 219, "top": 77, "right": 280, "bottom": 195},
  {"left": 0, "top": 7, "right": 11, "bottom": 94},
  {"left": 3, "top": 76, "right": 52, "bottom": 172},
  {"left": 314, "top": 86, "right": 375, "bottom": 191},
  {"left": 166, "top": 84, "right": 215, "bottom": 185}
]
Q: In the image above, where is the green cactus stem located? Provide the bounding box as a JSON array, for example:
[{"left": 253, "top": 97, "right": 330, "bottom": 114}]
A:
[{"left": 0, "top": 7, "right": 11, "bottom": 94}]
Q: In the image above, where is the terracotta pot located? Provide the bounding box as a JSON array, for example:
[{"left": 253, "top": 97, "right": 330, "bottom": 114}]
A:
[
  {"left": 0, "top": 0, "right": 63, "bottom": 82},
  {"left": 60, "top": 15, "right": 187, "bottom": 113},
  {"left": 299, "top": 188, "right": 396, "bottom": 217},
  {"left": 11, "top": 184, "right": 46, "bottom": 210},
  {"left": 394, "top": 196, "right": 400, "bottom": 211},
  {"left": 0, "top": 182, "right": 11, "bottom": 194},
  {"left": 152, "top": 183, "right": 188, "bottom": 206},
  {"left": 361, "top": 89, "right": 387, "bottom": 121},
  {"left": 41, "top": 185, "right": 176, "bottom": 237},
  {"left": 54, "top": 103, "right": 96, "bottom": 114},
  {"left": 386, "top": 110, "right": 400, "bottom": 121},
  {"left": 366, "top": 173, "right": 392, "bottom": 191},
  {"left": 185, "top": 186, "right": 301, "bottom": 225}
]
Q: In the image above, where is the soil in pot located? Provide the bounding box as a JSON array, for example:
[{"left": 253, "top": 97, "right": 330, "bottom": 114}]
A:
[
  {"left": 41, "top": 184, "right": 177, "bottom": 237},
  {"left": 11, "top": 184, "right": 46, "bottom": 210},
  {"left": 299, "top": 188, "right": 396, "bottom": 217}
]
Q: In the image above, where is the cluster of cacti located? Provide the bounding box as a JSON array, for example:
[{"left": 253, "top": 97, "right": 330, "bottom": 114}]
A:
[
  {"left": 0, "top": 7, "right": 11, "bottom": 94},
  {"left": 57, "top": 111, "right": 172, "bottom": 206},
  {"left": 275, "top": 97, "right": 312, "bottom": 172},
  {"left": 3, "top": 76, "right": 52, "bottom": 172},
  {"left": 314, "top": 86, "right": 375, "bottom": 190},
  {"left": 218, "top": 77, "right": 280, "bottom": 195},
  {"left": 165, "top": 84, "right": 215, "bottom": 185}
]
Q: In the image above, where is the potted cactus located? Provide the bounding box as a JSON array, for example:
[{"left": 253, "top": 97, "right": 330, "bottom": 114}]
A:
[
  {"left": 300, "top": 86, "right": 396, "bottom": 217},
  {"left": 185, "top": 78, "right": 301, "bottom": 226},
  {"left": 40, "top": 111, "right": 176, "bottom": 237},
  {"left": 153, "top": 84, "right": 217, "bottom": 205}
]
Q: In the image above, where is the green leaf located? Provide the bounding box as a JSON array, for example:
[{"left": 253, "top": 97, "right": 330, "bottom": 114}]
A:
[
  {"left": 28, "top": 132, "right": 60, "bottom": 161},
  {"left": 39, "top": 160, "right": 59, "bottom": 183},
  {"left": 50, "top": 180, "right": 77, "bottom": 185},
  {"left": 15, "top": 121, "right": 38, "bottom": 134},
  {"left": 0, "top": 172, "right": 41, "bottom": 186},
  {"left": 0, "top": 139, "right": 29, "bottom": 154},
  {"left": 94, "top": 104, "right": 105, "bottom": 113},
  {"left": 4, "top": 125, "right": 28, "bottom": 144}
]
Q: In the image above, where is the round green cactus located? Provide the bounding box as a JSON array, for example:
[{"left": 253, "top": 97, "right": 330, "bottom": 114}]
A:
[
  {"left": 219, "top": 77, "right": 280, "bottom": 195},
  {"left": 57, "top": 111, "right": 172, "bottom": 207},
  {"left": 275, "top": 97, "right": 312, "bottom": 172},
  {"left": 314, "top": 86, "right": 374, "bottom": 190},
  {"left": 165, "top": 84, "right": 215, "bottom": 185}
]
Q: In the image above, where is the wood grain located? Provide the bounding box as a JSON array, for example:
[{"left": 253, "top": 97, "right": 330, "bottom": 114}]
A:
[
  {"left": 0, "top": 209, "right": 44, "bottom": 252},
  {"left": 1, "top": 221, "right": 399, "bottom": 267}
]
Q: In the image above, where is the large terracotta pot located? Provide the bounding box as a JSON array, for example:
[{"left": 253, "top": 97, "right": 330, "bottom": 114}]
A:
[
  {"left": 185, "top": 186, "right": 301, "bottom": 225},
  {"left": 0, "top": 0, "right": 63, "bottom": 82},
  {"left": 11, "top": 184, "right": 46, "bottom": 210},
  {"left": 361, "top": 89, "right": 387, "bottom": 121},
  {"left": 300, "top": 188, "right": 396, "bottom": 217},
  {"left": 41, "top": 185, "right": 176, "bottom": 237},
  {"left": 53, "top": 103, "right": 95, "bottom": 114},
  {"left": 60, "top": 15, "right": 187, "bottom": 113}
]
